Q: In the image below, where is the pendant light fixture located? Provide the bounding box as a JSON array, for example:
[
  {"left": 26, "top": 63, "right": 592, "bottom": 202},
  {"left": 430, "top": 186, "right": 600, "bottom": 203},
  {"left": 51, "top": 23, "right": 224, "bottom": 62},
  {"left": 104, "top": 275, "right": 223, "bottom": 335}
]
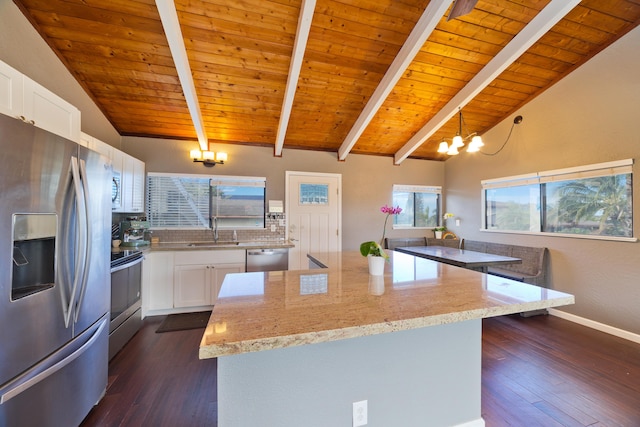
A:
[{"left": 438, "top": 108, "right": 484, "bottom": 156}]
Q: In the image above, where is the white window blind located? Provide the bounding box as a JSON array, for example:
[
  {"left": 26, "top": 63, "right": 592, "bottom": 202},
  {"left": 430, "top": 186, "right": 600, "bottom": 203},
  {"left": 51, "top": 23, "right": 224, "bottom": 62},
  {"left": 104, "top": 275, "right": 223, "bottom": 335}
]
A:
[
  {"left": 146, "top": 173, "right": 210, "bottom": 229},
  {"left": 538, "top": 159, "right": 633, "bottom": 183},
  {"left": 393, "top": 184, "right": 441, "bottom": 194}
]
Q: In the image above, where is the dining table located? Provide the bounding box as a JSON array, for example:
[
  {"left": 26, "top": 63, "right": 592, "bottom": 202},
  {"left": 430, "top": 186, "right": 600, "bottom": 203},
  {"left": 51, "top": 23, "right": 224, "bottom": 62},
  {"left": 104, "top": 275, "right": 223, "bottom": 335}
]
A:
[{"left": 394, "top": 245, "right": 522, "bottom": 273}]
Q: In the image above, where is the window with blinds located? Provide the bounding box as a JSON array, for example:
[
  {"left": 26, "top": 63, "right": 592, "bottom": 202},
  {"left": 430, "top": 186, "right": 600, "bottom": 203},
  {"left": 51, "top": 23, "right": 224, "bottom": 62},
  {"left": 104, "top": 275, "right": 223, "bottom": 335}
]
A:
[
  {"left": 482, "top": 159, "right": 633, "bottom": 239},
  {"left": 210, "top": 177, "right": 266, "bottom": 229},
  {"left": 392, "top": 184, "right": 442, "bottom": 229},
  {"left": 147, "top": 173, "right": 266, "bottom": 229}
]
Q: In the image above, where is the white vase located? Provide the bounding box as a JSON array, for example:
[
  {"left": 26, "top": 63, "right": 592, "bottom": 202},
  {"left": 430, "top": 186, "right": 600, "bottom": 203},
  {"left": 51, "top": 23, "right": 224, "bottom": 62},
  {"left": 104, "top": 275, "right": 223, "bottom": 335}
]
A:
[
  {"left": 368, "top": 275, "right": 385, "bottom": 295},
  {"left": 368, "top": 255, "right": 385, "bottom": 276},
  {"left": 434, "top": 231, "right": 443, "bottom": 239}
]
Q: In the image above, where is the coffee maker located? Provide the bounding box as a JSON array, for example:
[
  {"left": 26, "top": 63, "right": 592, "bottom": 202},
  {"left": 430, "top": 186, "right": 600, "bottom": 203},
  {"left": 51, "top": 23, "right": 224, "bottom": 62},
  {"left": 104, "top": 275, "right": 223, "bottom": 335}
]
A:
[{"left": 119, "top": 216, "right": 150, "bottom": 247}]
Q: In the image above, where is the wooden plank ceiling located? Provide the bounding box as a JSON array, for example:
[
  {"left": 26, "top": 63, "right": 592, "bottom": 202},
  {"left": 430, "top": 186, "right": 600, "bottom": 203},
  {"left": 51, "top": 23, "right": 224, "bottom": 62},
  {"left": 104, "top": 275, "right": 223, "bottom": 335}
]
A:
[{"left": 14, "top": 0, "right": 640, "bottom": 162}]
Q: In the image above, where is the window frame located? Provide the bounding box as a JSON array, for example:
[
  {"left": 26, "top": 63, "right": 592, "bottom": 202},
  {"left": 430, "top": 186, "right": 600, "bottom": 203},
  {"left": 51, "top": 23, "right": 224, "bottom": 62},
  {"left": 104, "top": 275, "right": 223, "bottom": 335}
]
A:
[
  {"left": 146, "top": 172, "right": 266, "bottom": 230},
  {"left": 481, "top": 159, "right": 635, "bottom": 242},
  {"left": 392, "top": 184, "right": 442, "bottom": 230}
]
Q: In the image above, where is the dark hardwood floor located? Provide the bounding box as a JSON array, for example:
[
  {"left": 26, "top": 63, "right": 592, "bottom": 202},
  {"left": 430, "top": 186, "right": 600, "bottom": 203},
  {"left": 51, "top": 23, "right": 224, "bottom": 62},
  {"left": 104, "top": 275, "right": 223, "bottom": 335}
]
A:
[
  {"left": 81, "top": 316, "right": 217, "bottom": 427},
  {"left": 81, "top": 314, "right": 640, "bottom": 427}
]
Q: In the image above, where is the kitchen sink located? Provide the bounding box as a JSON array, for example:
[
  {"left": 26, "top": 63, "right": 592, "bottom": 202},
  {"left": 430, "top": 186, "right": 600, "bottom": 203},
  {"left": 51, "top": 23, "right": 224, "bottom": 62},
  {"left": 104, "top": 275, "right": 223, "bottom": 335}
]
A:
[{"left": 186, "top": 241, "right": 240, "bottom": 247}]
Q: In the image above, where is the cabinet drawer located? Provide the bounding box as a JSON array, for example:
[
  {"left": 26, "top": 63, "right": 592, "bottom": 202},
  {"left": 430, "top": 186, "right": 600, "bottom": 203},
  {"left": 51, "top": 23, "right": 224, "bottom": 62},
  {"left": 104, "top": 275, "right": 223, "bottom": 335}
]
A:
[{"left": 174, "top": 250, "right": 245, "bottom": 265}]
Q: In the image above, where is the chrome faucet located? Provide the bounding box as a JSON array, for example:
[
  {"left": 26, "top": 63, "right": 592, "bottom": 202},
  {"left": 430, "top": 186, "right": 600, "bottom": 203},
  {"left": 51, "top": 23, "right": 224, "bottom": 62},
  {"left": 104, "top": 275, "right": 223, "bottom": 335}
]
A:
[{"left": 212, "top": 217, "right": 219, "bottom": 242}]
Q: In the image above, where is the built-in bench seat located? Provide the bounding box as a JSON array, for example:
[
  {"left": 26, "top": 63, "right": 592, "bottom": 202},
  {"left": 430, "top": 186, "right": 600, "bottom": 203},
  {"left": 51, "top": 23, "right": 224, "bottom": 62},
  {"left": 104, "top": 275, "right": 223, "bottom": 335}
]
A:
[
  {"left": 462, "top": 240, "right": 548, "bottom": 287},
  {"left": 425, "top": 237, "right": 462, "bottom": 249},
  {"left": 384, "top": 237, "right": 462, "bottom": 250},
  {"left": 384, "top": 237, "right": 427, "bottom": 250}
]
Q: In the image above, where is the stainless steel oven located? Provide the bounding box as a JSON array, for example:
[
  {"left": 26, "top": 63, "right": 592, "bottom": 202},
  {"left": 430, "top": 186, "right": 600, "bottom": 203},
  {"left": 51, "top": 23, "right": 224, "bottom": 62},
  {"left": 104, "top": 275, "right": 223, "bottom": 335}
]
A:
[{"left": 109, "top": 250, "right": 143, "bottom": 360}]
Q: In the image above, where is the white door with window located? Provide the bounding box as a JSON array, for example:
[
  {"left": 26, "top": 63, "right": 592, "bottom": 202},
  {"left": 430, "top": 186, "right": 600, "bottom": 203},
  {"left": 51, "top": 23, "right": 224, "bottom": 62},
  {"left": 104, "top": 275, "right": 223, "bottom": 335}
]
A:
[{"left": 286, "top": 172, "right": 341, "bottom": 270}]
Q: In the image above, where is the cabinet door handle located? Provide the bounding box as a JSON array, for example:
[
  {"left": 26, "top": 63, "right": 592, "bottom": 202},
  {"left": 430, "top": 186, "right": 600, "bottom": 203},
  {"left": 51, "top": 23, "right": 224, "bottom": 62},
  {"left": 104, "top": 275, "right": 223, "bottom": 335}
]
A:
[{"left": 16, "top": 116, "right": 35, "bottom": 125}]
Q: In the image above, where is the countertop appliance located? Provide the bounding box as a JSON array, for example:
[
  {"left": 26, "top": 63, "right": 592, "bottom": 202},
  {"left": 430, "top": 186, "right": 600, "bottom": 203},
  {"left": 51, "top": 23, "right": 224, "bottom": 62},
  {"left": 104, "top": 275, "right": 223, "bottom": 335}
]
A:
[
  {"left": 0, "top": 114, "right": 111, "bottom": 426},
  {"left": 246, "top": 248, "right": 289, "bottom": 272},
  {"left": 120, "top": 219, "right": 150, "bottom": 247},
  {"left": 109, "top": 250, "right": 143, "bottom": 360}
]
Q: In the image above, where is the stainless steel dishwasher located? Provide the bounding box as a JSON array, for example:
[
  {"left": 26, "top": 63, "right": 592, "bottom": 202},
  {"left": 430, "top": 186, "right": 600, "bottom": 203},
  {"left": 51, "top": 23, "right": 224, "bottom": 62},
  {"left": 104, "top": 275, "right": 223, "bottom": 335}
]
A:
[{"left": 246, "top": 248, "right": 289, "bottom": 271}]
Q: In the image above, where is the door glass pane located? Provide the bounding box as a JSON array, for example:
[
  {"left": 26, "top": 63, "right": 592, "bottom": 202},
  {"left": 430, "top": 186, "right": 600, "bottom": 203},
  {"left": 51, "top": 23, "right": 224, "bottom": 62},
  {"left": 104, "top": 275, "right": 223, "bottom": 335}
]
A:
[{"left": 299, "top": 183, "right": 328, "bottom": 205}]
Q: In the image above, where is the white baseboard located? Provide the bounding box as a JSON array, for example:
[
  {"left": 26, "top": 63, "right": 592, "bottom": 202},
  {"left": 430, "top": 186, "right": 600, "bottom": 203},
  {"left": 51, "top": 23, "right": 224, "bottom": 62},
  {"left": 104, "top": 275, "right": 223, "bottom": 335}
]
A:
[
  {"left": 548, "top": 308, "right": 640, "bottom": 344},
  {"left": 454, "top": 418, "right": 485, "bottom": 427}
]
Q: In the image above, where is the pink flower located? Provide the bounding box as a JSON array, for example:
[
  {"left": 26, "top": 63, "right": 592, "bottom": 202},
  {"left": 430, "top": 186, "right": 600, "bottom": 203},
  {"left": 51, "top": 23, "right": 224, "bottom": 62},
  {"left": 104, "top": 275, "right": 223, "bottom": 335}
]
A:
[
  {"left": 361, "top": 205, "right": 403, "bottom": 259},
  {"left": 379, "top": 205, "right": 402, "bottom": 244},
  {"left": 381, "top": 205, "right": 402, "bottom": 215}
]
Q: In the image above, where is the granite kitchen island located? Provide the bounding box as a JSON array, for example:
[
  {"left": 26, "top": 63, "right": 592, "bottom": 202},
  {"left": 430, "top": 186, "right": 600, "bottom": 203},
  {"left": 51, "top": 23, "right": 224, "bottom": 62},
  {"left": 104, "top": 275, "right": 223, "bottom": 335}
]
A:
[{"left": 200, "top": 251, "right": 574, "bottom": 427}]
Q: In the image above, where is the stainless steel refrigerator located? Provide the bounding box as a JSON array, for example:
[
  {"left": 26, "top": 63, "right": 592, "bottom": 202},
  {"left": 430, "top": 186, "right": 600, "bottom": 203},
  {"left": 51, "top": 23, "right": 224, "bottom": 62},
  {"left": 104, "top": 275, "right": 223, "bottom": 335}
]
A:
[{"left": 0, "top": 113, "right": 111, "bottom": 426}]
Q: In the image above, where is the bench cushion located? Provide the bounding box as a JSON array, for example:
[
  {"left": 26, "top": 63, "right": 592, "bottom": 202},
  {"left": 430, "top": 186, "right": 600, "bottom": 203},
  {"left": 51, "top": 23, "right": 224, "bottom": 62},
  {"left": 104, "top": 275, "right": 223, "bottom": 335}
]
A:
[
  {"left": 385, "top": 237, "right": 427, "bottom": 250},
  {"left": 463, "top": 240, "right": 548, "bottom": 287},
  {"left": 425, "top": 237, "right": 461, "bottom": 248}
]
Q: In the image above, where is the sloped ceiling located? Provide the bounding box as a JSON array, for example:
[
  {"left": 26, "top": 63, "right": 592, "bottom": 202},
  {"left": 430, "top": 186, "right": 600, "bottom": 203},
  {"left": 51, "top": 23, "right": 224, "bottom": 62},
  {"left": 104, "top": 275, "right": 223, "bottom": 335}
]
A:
[{"left": 14, "top": 0, "right": 640, "bottom": 162}]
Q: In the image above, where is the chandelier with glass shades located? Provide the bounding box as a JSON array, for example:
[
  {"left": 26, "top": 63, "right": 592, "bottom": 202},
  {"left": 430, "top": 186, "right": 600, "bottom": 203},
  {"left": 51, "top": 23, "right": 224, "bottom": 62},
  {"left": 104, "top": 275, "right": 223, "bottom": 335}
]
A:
[{"left": 437, "top": 108, "right": 484, "bottom": 155}]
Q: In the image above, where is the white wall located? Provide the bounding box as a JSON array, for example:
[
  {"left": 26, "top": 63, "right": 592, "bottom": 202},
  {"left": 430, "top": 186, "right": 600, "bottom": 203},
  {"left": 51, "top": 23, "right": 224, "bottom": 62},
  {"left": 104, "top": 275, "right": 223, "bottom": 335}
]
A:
[{"left": 444, "top": 26, "right": 640, "bottom": 335}]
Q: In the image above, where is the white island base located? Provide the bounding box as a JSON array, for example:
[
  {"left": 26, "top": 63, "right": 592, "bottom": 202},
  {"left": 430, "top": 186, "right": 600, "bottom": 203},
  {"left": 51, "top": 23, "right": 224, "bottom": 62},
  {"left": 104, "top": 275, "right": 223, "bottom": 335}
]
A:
[{"left": 218, "top": 319, "right": 484, "bottom": 427}]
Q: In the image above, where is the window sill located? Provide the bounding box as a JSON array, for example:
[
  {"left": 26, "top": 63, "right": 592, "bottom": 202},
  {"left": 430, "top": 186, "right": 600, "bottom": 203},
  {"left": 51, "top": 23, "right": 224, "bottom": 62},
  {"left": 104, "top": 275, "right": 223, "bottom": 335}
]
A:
[{"left": 481, "top": 228, "right": 637, "bottom": 243}]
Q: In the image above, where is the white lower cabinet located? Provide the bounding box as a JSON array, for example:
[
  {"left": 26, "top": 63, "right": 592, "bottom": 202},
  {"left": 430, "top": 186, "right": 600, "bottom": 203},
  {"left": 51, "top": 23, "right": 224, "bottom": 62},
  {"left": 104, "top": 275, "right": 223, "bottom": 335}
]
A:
[
  {"left": 142, "top": 251, "right": 175, "bottom": 316},
  {"left": 174, "top": 264, "right": 212, "bottom": 308},
  {"left": 143, "top": 249, "right": 245, "bottom": 316}
]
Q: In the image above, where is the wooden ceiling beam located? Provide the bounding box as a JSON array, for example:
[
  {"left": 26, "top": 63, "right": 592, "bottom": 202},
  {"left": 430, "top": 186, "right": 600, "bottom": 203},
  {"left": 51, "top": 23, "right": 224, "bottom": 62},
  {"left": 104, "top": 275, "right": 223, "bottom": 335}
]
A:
[
  {"left": 337, "top": 0, "right": 454, "bottom": 161},
  {"left": 274, "top": 0, "right": 317, "bottom": 157},
  {"left": 394, "top": 0, "right": 582, "bottom": 165},
  {"left": 155, "top": 0, "right": 208, "bottom": 150}
]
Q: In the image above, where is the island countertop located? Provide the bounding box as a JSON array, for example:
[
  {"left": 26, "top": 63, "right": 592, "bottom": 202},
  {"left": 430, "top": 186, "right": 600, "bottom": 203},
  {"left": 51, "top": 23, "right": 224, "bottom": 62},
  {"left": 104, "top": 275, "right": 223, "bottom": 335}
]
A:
[{"left": 199, "top": 251, "right": 574, "bottom": 359}]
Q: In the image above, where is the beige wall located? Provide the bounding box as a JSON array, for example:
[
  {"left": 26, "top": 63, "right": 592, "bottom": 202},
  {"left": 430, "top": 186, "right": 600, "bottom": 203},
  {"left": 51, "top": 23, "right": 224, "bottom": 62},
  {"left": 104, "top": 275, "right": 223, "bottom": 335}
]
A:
[
  {"left": 0, "top": 0, "right": 120, "bottom": 146},
  {"left": 444, "top": 26, "right": 640, "bottom": 334},
  {"left": 123, "top": 136, "right": 444, "bottom": 251}
]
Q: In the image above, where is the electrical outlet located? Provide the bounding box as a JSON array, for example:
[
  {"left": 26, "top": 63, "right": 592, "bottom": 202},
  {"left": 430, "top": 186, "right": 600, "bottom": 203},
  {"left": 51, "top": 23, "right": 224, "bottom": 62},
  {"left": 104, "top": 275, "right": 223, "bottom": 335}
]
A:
[
  {"left": 270, "top": 224, "right": 276, "bottom": 232},
  {"left": 455, "top": 218, "right": 461, "bottom": 226},
  {"left": 353, "top": 400, "right": 367, "bottom": 426}
]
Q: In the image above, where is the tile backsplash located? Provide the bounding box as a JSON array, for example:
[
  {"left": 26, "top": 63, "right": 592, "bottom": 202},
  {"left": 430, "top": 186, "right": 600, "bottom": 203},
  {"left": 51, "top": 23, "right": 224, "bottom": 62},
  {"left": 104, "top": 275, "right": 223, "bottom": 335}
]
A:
[{"left": 148, "top": 214, "right": 287, "bottom": 243}]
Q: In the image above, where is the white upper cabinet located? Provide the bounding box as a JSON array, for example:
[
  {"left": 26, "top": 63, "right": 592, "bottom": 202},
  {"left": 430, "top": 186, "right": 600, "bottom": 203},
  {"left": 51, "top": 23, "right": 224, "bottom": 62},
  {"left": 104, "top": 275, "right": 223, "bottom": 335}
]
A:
[
  {"left": 0, "top": 61, "right": 23, "bottom": 117},
  {"left": 130, "top": 156, "right": 145, "bottom": 212},
  {"left": 22, "top": 78, "right": 81, "bottom": 142},
  {"left": 0, "top": 60, "right": 81, "bottom": 142},
  {"left": 82, "top": 131, "right": 145, "bottom": 214},
  {"left": 121, "top": 153, "right": 145, "bottom": 213}
]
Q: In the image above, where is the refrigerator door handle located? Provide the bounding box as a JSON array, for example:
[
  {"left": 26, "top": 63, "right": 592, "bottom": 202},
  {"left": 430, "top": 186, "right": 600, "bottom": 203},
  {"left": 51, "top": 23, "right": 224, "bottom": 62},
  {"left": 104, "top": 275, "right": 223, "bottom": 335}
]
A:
[
  {"left": 0, "top": 317, "right": 107, "bottom": 405},
  {"left": 63, "top": 156, "right": 87, "bottom": 328},
  {"left": 73, "top": 158, "right": 92, "bottom": 323}
]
